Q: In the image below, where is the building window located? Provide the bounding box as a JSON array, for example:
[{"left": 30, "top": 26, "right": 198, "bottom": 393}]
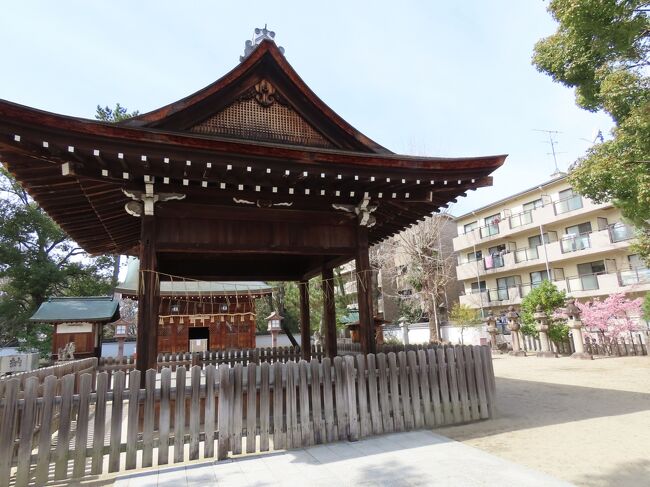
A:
[
  {"left": 530, "top": 270, "right": 549, "bottom": 288},
  {"left": 609, "top": 222, "right": 635, "bottom": 242},
  {"left": 628, "top": 254, "right": 643, "bottom": 269},
  {"left": 565, "top": 221, "right": 592, "bottom": 235},
  {"left": 561, "top": 222, "right": 592, "bottom": 253},
  {"left": 493, "top": 276, "right": 521, "bottom": 301},
  {"left": 470, "top": 281, "right": 486, "bottom": 294},
  {"left": 528, "top": 233, "right": 553, "bottom": 248},
  {"left": 485, "top": 244, "right": 506, "bottom": 269},
  {"left": 523, "top": 198, "right": 543, "bottom": 212},
  {"left": 467, "top": 250, "right": 482, "bottom": 262},
  {"left": 464, "top": 221, "right": 478, "bottom": 234},
  {"left": 480, "top": 213, "right": 501, "bottom": 238},
  {"left": 574, "top": 261, "right": 606, "bottom": 291},
  {"left": 552, "top": 268, "right": 565, "bottom": 281}
]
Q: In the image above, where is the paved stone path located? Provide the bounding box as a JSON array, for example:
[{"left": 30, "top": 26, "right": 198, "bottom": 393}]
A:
[{"left": 111, "top": 431, "right": 572, "bottom": 486}]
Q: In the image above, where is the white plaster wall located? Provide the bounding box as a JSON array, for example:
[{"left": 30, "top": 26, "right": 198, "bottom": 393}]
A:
[{"left": 384, "top": 323, "right": 490, "bottom": 346}]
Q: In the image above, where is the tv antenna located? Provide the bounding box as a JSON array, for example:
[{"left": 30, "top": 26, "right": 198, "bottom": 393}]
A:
[{"left": 533, "top": 129, "right": 565, "bottom": 176}]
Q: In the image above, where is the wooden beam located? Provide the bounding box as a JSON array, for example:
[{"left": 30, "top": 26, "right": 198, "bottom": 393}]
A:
[
  {"left": 321, "top": 266, "right": 337, "bottom": 359},
  {"left": 299, "top": 280, "right": 311, "bottom": 361}
]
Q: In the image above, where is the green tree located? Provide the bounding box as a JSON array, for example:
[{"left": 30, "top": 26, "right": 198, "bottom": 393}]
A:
[
  {"left": 253, "top": 282, "right": 301, "bottom": 336},
  {"left": 532, "top": 0, "right": 650, "bottom": 263},
  {"left": 520, "top": 280, "right": 568, "bottom": 344},
  {"left": 0, "top": 168, "right": 114, "bottom": 356},
  {"left": 448, "top": 303, "right": 482, "bottom": 344},
  {"left": 95, "top": 103, "right": 139, "bottom": 123}
]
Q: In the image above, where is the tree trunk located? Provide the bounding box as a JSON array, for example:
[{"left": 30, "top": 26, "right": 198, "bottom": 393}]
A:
[
  {"left": 426, "top": 292, "right": 439, "bottom": 343},
  {"left": 431, "top": 293, "right": 440, "bottom": 342},
  {"left": 111, "top": 254, "right": 121, "bottom": 287}
]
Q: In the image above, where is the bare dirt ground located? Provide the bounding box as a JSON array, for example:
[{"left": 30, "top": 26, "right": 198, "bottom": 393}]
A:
[{"left": 437, "top": 354, "right": 650, "bottom": 487}]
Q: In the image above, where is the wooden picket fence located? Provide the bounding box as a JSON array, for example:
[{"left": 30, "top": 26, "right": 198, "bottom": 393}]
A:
[
  {"left": 519, "top": 334, "right": 648, "bottom": 357},
  {"left": 0, "top": 357, "right": 97, "bottom": 398},
  {"left": 583, "top": 335, "right": 648, "bottom": 356},
  {"left": 0, "top": 345, "right": 495, "bottom": 486},
  {"left": 99, "top": 345, "right": 319, "bottom": 373}
]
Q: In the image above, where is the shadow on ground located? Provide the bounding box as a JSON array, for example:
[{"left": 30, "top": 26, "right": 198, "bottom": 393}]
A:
[
  {"left": 574, "top": 458, "right": 650, "bottom": 487},
  {"left": 437, "top": 376, "right": 650, "bottom": 442}
]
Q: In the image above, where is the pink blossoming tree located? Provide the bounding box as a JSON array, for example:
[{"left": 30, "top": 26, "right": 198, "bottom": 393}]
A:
[{"left": 576, "top": 293, "right": 643, "bottom": 340}]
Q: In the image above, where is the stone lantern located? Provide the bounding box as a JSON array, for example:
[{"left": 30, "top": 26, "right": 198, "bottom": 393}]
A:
[
  {"left": 566, "top": 299, "right": 593, "bottom": 360},
  {"left": 533, "top": 305, "right": 557, "bottom": 358},
  {"left": 113, "top": 320, "right": 128, "bottom": 361},
  {"left": 398, "top": 316, "right": 410, "bottom": 346},
  {"left": 485, "top": 311, "right": 499, "bottom": 352},
  {"left": 506, "top": 306, "right": 526, "bottom": 356},
  {"left": 266, "top": 311, "right": 283, "bottom": 348}
]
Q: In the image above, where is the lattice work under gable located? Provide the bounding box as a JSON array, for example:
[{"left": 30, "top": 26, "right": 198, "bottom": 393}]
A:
[{"left": 189, "top": 98, "right": 334, "bottom": 148}]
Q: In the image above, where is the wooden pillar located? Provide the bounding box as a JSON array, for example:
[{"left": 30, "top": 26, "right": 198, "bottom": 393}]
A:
[
  {"left": 299, "top": 280, "right": 311, "bottom": 361},
  {"left": 355, "top": 226, "right": 376, "bottom": 355},
  {"left": 322, "top": 266, "right": 337, "bottom": 359},
  {"left": 52, "top": 324, "right": 58, "bottom": 360},
  {"left": 136, "top": 215, "right": 159, "bottom": 381}
]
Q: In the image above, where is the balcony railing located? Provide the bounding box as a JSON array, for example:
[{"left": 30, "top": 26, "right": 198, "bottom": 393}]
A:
[
  {"left": 553, "top": 194, "right": 583, "bottom": 215},
  {"left": 566, "top": 273, "right": 601, "bottom": 292},
  {"left": 483, "top": 254, "right": 505, "bottom": 270},
  {"left": 514, "top": 246, "right": 539, "bottom": 263},
  {"left": 508, "top": 210, "right": 533, "bottom": 229},
  {"left": 608, "top": 223, "right": 635, "bottom": 243},
  {"left": 476, "top": 282, "right": 543, "bottom": 304},
  {"left": 488, "top": 288, "right": 511, "bottom": 302},
  {"left": 479, "top": 221, "right": 500, "bottom": 238},
  {"left": 618, "top": 267, "right": 650, "bottom": 286},
  {"left": 560, "top": 232, "right": 591, "bottom": 253},
  {"left": 459, "top": 255, "right": 482, "bottom": 265}
]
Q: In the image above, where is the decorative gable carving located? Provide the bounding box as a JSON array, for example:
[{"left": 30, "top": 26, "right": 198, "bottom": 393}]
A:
[{"left": 189, "top": 80, "right": 334, "bottom": 148}]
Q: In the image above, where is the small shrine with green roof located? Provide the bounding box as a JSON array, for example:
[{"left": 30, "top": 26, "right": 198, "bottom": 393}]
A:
[{"left": 30, "top": 296, "right": 120, "bottom": 359}]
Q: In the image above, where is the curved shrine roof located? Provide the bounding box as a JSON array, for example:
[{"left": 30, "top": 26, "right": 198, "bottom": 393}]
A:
[{"left": 0, "top": 39, "right": 506, "bottom": 258}]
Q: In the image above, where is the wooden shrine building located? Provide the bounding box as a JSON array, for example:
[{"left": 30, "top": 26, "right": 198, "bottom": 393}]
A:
[
  {"left": 116, "top": 258, "right": 273, "bottom": 353},
  {"left": 30, "top": 296, "right": 120, "bottom": 359},
  {"left": 0, "top": 31, "right": 506, "bottom": 378}
]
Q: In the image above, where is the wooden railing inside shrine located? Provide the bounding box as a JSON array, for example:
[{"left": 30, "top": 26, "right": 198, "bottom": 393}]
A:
[
  {"left": 98, "top": 346, "right": 319, "bottom": 377},
  {"left": 1, "top": 345, "right": 495, "bottom": 485}
]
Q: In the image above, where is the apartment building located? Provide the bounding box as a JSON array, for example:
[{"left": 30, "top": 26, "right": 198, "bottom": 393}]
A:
[{"left": 454, "top": 174, "right": 649, "bottom": 315}]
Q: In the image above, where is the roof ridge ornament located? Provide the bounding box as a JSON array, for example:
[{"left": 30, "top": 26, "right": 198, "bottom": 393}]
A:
[{"left": 240, "top": 24, "right": 285, "bottom": 62}]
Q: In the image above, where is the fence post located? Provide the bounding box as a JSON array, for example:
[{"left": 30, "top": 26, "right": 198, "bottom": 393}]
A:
[
  {"left": 217, "top": 364, "right": 232, "bottom": 460},
  {"left": 0, "top": 378, "right": 19, "bottom": 487},
  {"left": 15, "top": 377, "right": 38, "bottom": 487},
  {"left": 36, "top": 375, "right": 58, "bottom": 483},
  {"left": 72, "top": 374, "right": 92, "bottom": 478}
]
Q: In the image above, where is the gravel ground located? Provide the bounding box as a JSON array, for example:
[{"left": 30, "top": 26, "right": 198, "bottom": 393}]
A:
[{"left": 437, "top": 354, "right": 650, "bottom": 487}]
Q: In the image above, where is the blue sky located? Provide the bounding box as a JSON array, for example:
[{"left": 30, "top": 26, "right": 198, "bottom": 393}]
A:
[{"left": 0, "top": 0, "right": 613, "bottom": 216}]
